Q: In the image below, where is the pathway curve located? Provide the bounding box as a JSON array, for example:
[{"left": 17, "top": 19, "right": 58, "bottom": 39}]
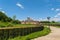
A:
[{"left": 32, "top": 26, "right": 60, "bottom": 40}]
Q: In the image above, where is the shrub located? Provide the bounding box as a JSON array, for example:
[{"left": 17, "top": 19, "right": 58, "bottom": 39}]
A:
[
  {"left": 0, "top": 25, "right": 6, "bottom": 27},
  {"left": 26, "top": 37, "right": 31, "bottom": 40},
  {"left": 0, "top": 24, "right": 6, "bottom": 27},
  {"left": 7, "top": 23, "right": 14, "bottom": 27},
  {"left": 8, "top": 27, "right": 50, "bottom": 40},
  {"left": 12, "top": 20, "right": 21, "bottom": 24}
]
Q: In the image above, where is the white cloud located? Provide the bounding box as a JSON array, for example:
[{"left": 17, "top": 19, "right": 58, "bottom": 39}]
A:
[
  {"left": 57, "top": 13, "right": 60, "bottom": 15},
  {"left": 55, "top": 8, "right": 60, "bottom": 11},
  {"left": 51, "top": 18, "right": 60, "bottom": 22},
  {"left": 40, "top": 18, "right": 47, "bottom": 21},
  {"left": 51, "top": 8, "right": 60, "bottom": 12},
  {"left": 16, "top": 2, "right": 24, "bottom": 9},
  {"left": 39, "top": 17, "right": 60, "bottom": 22},
  {"left": 54, "top": 15, "right": 58, "bottom": 18},
  {"left": 51, "top": 8, "right": 60, "bottom": 18},
  {"left": 53, "top": 12, "right": 60, "bottom": 21},
  {"left": 54, "top": 13, "right": 60, "bottom": 18},
  {"left": 51, "top": 8, "right": 54, "bottom": 11},
  {"left": 1, "top": 11, "right": 5, "bottom": 13},
  {"left": 1, "top": 10, "right": 7, "bottom": 15},
  {"left": 39, "top": 18, "right": 43, "bottom": 21},
  {"left": 0, "top": 8, "right": 5, "bottom": 13}
]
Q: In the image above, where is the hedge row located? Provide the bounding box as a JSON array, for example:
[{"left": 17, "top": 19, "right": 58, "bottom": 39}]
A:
[
  {"left": 41, "top": 23, "right": 60, "bottom": 26},
  {"left": 0, "top": 26, "right": 44, "bottom": 40}
]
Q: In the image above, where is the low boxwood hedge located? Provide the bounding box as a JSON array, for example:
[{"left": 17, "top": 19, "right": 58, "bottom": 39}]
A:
[
  {"left": 0, "top": 25, "right": 44, "bottom": 40},
  {"left": 8, "top": 27, "right": 51, "bottom": 40}
]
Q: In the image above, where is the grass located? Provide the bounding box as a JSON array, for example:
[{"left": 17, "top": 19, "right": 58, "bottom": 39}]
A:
[
  {"left": 8, "top": 27, "right": 51, "bottom": 40},
  {"left": 0, "top": 21, "right": 51, "bottom": 40},
  {"left": 49, "top": 23, "right": 60, "bottom": 28},
  {"left": 13, "top": 24, "right": 37, "bottom": 27},
  {"left": 0, "top": 21, "right": 36, "bottom": 28}
]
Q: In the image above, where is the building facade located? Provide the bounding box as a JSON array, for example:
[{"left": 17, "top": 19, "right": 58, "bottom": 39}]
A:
[{"left": 21, "top": 17, "right": 39, "bottom": 24}]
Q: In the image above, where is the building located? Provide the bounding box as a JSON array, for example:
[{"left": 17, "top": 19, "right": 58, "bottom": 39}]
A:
[{"left": 21, "top": 17, "right": 39, "bottom": 24}]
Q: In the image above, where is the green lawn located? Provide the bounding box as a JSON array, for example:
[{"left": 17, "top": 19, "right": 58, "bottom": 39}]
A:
[
  {"left": 13, "top": 24, "right": 37, "bottom": 27},
  {"left": 8, "top": 27, "right": 51, "bottom": 40},
  {"left": 0, "top": 21, "right": 37, "bottom": 28}
]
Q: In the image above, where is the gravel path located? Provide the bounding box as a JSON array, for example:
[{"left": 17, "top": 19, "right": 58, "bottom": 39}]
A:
[{"left": 32, "top": 26, "right": 60, "bottom": 40}]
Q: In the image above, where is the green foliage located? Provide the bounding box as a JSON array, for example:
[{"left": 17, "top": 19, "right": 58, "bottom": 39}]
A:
[
  {"left": 0, "top": 11, "right": 12, "bottom": 22},
  {"left": 0, "top": 25, "right": 44, "bottom": 40},
  {"left": 0, "top": 25, "right": 6, "bottom": 27},
  {"left": 26, "top": 38, "right": 30, "bottom": 40},
  {"left": 40, "top": 21, "right": 50, "bottom": 23},
  {"left": 12, "top": 15, "right": 16, "bottom": 20},
  {"left": 12, "top": 20, "right": 21, "bottom": 24},
  {"left": 7, "top": 23, "right": 14, "bottom": 27},
  {"left": 47, "top": 17, "right": 50, "bottom": 21},
  {"left": 24, "top": 27, "right": 50, "bottom": 39},
  {"left": 0, "top": 21, "right": 8, "bottom": 27},
  {"left": 7, "top": 17, "right": 12, "bottom": 22},
  {"left": 51, "top": 21, "right": 55, "bottom": 23},
  {"left": 0, "top": 11, "right": 21, "bottom": 27},
  {"left": 8, "top": 27, "right": 50, "bottom": 40},
  {"left": 0, "top": 11, "right": 8, "bottom": 22}
]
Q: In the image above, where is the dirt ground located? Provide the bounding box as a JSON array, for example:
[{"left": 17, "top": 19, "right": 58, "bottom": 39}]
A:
[{"left": 32, "top": 26, "right": 60, "bottom": 40}]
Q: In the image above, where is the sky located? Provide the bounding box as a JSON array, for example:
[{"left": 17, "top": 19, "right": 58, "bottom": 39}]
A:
[{"left": 0, "top": 0, "right": 60, "bottom": 21}]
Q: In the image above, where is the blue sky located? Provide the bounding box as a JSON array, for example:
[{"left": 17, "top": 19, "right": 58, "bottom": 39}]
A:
[{"left": 0, "top": 0, "right": 60, "bottom": 21}]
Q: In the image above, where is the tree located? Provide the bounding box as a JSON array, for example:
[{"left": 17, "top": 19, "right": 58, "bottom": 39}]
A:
[
  {"left": 7, "top": 17, "right": 12, "bottom": 22},
  {"left": 47, "top": 17, "right": 50, "bottom": 22},
  {"left": 47, "top": 17, "right": 51, "bottom": 28},
  {"left": 51, "top": 21, "right": 55, "bottom": 23},
  {"left": 12, "top": 15, "right": 16, "bottom": 20},
  {"left": 12, "top": 20, "right": 21, "bottom": 24},
  {"left": 0, "top": 11, "right": 12, "bottom": 22},
  {"left": 40, "top": 21, "right": 50, "bottom": 23},
  {"left": 0, "top": 11, "right": 8, "bottom": 22}
]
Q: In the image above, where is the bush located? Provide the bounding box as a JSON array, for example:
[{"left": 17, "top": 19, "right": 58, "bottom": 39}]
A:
[
  {"left": 12, "top": 20, "right": 21, "bottom": 24},
  {"left": 0, "top": 25, "right": 6, "bottom": 27},
  {"left": 7, "top": 23, "right": 14, "bottom": 27},
  {"left": 0, "top": 24, "right": 6, "bottom": 27},
  {"left": 0, "top": 11, "right": 12, "bottom": 22},
  {"left": 26, "top": 37, "right": 31, "bottom": 40},
  {"left": 0, "top": 25, "right": 44, "bottom": 40},
  {"left": 8, "top": 27, "right": 51, "bottom": 40}
]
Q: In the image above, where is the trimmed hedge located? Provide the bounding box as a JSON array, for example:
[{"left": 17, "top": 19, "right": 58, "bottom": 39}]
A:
[
  {"left": 0, "top": 25, "right": 44, "bottom": 40},
  {"left": 8, "top": 27, "right": 50, "bottom": 40},
  {"left": 41, "top": 23, "right": 60, "bottom": 26}
]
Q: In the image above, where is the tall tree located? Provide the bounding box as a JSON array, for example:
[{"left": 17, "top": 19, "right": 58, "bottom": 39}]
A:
[
  {"left": 47, "top": 17, "right": 50, "bottom": 22},
  {"left": 47, "top": 17, "right": 51, "bottom": 28},
  {"left": 12, "top": 15, "right": 16, "bottom": 20},
  {"left": 0, "top": 11, "right": 12, "bottom": 22}
]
